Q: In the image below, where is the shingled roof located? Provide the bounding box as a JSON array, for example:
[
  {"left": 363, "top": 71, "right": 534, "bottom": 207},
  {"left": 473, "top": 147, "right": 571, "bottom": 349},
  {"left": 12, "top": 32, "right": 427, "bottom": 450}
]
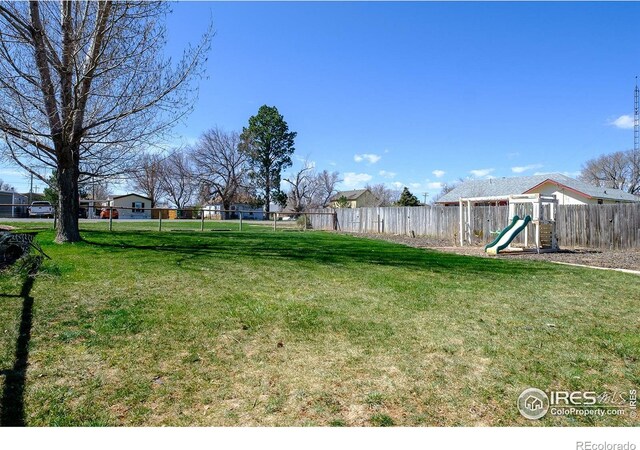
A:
[
  {"left": 436, "top": 173, "right": 639, "bottom": 203},
  {"left": 329, "top": 189, "right": 370, "bottom": 201}
]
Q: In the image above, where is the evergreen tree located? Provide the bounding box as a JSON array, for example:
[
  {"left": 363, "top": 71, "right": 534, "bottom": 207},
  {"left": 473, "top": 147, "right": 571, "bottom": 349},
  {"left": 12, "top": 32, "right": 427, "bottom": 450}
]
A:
[
  {"left": 396, "top": 187, "right": 420, "bottom": 206},
  {"left": 240, "top": 105, "right": 297, "bottom": 213},
  {"left": 335, "top": 195, "right": 350, "bottom": 208}
]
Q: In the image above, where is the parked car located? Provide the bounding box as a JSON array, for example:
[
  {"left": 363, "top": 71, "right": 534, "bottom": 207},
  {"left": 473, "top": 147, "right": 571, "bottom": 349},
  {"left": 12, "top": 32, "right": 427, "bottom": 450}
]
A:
[
  {"left": 100, "top": 208, "right": 119, "bottom": 219},
  {"left": 28, "top": 201, "right": 54, "bottom": 218}
]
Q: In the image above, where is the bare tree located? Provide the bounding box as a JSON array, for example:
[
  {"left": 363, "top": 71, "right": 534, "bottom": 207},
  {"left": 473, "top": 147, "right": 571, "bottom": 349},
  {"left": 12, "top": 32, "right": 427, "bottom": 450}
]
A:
[
  {"left": 365, "top": 183, "right": 399, "bottom": 206},
  {"left": 312, "top": 170, "right": 341, "bottom": 208},
  {"left": 191, "top": 128, "right": 247, "bottom": 216},
  {"left": 432, "top": 180, "right": 462, "bottom": 203},
  {"left": 0, "top": 179, "right": 14, "bottom": 191},
  {"left": 284, "top": 161, "right": 318, "bottom": 212},
  {"left": 159, "top": 151, "right": 197, "bottom": 209},
  {"left": 129, "top": 152, "right": 164, "bottom": 207},
  {"left": 580, "top": 149, "right": 640, "bottom": 195},
  {"left": 86, "top": 178, "right": 111, "bottom": 200},
  {"left": 0, "top": 2, "right": 210, "bottom": 242}
]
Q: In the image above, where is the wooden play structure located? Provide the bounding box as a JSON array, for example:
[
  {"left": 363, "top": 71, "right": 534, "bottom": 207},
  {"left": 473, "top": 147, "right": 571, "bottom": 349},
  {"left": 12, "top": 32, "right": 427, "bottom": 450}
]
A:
[{"left": 458, "top": 193, "right": 559, "bottom": 254}]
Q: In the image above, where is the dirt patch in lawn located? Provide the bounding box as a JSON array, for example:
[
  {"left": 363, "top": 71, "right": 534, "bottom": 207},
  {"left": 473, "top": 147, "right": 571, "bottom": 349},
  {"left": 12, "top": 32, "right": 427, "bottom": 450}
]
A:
[{"left": 339, "top": 232, "right": 640, "bottom": 272}]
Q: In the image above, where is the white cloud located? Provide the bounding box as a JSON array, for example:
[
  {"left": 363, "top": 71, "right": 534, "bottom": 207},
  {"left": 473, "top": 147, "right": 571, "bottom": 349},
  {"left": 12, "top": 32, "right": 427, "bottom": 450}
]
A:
[
  {"left": 410, "top": 182, "right": 422, "bottom": 189},
  {"left": 354, "top": 153, "right": 381, "bottom": 164},
  {"left": 391, "top": 181, "right": 404, "bottom": 189},
  {"left": 432, "top": 170, "right": 445, "bottom": 178},
  {"left": 610, "top": 115, "right": 634, "bottom": 129},
  {"left": 534, "top": 170, "right": 580, "bottom": 178},
  {"left": 469, "top": 168, "right": 494, "bottom": 177},
  {"left": 343, "top": 172, "right": 373, "bottom": 188},
  {"left": 378, "top": 170, "right": 396, "bottom": 179},
  {"left": 511, "top": 164, "right": 543, "bottom": 174},
  {"left": 427, "top": 182, "right": 443, "bottom": 189}
]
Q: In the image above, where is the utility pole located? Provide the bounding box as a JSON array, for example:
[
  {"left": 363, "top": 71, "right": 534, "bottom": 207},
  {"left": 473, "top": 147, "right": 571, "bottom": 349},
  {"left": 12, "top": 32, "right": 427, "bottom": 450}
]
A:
[
  {"left": 29, "top": 172, "right": 33, "bottom": 204},
  {"left": 423, "top": 192, "right": 428, "bottom": 205},
  {"left": 635, "top": 76, "right": 639, "bottom": 153}
]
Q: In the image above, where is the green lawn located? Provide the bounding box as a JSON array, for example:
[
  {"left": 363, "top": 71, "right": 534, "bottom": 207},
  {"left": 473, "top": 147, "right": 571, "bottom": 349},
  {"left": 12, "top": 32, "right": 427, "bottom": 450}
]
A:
[{"left": 0, "top": 224, "right": 638, "bottom": 426}]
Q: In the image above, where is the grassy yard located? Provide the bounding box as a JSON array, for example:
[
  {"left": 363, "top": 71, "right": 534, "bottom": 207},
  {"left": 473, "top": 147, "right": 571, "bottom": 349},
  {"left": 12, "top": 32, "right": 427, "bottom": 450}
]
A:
[{"left": 0, "top": 223, "right": 638, "bottom": 426}]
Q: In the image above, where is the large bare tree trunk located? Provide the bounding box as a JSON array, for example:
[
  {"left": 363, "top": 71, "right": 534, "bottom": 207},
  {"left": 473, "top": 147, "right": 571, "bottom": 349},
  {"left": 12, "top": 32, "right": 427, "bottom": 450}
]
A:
[{"left": 56, "top": 158, "right": 81, "bottom": 243}]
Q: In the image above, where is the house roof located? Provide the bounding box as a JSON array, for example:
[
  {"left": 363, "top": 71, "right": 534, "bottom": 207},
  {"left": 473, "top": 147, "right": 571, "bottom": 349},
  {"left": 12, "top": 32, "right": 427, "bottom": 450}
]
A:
[
  {"left": 329, "top": 189, "right": 370, "bottom": 201},
  {"left": 436, "top": 173, "right": 640, "bottom": 203},
  {"left": 0, "top": 190, "right": 26, "bottom": 199},
  {"left": 21, "top": 192, "right": 44, "bottom": 200},
  {"left": 110, "top": 193, "right": 152, "bottom": 201}
]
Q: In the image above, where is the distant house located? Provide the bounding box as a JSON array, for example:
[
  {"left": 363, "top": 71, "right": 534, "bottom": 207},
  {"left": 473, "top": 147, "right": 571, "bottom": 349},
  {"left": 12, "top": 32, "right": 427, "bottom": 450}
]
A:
[
  {"left": 436, "top": 173, "right": 640, "bottom": 206},
  {"left": 202, "top": 202, "right": 266, "bottom": 220},
  {"left": 107, "top": 193, "right": 152, "bottom": 219},
  {"left": 328, "top": 189, "right": 380, "bottom": 208},
  {"left": 0, "top": 190, "right": 28, "bottom": 218}
]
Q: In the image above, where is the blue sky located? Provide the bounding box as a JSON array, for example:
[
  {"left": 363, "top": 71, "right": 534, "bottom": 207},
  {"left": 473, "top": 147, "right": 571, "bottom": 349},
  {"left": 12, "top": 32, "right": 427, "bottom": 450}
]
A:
[{"left": 2, "top": 1, "right": 639, "bottom": 198}]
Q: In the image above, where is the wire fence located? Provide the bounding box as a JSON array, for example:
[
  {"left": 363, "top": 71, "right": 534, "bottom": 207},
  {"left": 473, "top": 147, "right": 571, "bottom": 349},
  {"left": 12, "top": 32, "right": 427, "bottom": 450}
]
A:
[{"left": 0, "top": 204, "right": 338, "bottom": 233}]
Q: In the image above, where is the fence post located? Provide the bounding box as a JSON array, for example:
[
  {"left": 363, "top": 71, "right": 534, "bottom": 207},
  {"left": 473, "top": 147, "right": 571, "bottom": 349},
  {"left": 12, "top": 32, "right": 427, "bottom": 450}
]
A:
[
  {"left": 200, "top": 209, "right": 204, "bottom": 232},
  {"left": 273, "top": 213, "right": 277, "bottom": 231},
  {"left": 109, "top": 211, "right": 113, "bottom": 232},
  {"left": 159, "top": 212, "right": 162, "bottom": 232},
  {"left": 239, "top": 211, "right": 243, "bottom": 232},
  {"left": 53, "top": 208, "right": 57, "bottom": 230}
]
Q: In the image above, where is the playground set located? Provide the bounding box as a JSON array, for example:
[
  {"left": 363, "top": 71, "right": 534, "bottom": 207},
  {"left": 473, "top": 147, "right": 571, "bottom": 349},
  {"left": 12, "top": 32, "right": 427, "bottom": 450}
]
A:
[{"left": 458, "top": 193, "right": 559, "bottom": 255}]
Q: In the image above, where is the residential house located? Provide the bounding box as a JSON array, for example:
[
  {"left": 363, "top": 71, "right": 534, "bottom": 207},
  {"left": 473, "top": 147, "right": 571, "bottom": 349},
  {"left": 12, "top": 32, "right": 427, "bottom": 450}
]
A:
[
  {"left": 436, "top": 173, "right": 639, "bottom": 206},
  {"left": 328, "top": 189, "right": 380, "bottom": 208},
  {"left": 107, "top": 193, "right": 152, "bottom": 219},
  {"left": 202, "top": 202, "right": 266, "bottom": 220}
]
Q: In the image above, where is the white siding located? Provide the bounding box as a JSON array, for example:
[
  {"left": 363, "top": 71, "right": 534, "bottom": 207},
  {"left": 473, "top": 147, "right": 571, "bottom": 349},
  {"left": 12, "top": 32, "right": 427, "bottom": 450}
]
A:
[
  {"left": 110, "top": 195, "right": 152, "bottom": 219},
  {"left": 529, "top": 184, "right": 611, "bottom": 205}
]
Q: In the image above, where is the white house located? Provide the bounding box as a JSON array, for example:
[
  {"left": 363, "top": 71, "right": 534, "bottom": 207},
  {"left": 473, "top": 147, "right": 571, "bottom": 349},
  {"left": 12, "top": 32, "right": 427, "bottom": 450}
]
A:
[
  {"left": 436, "top": 173, "right": 639, "bottom": 206},
  {"left": 202, "top": 202, "right": 266, "bottom": 220},
  {"left": 108, "top": 193, "right": 152, "bottom": 219}
]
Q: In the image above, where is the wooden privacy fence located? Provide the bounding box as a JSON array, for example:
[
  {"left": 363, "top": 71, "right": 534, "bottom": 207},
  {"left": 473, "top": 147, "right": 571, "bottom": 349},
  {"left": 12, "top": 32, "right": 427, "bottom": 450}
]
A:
[
  {"left": 308, "top": 203, "right": 640, "bottom": 250},
  {"left": 555, "top": 203, "right": 640, "bottom": 250}
]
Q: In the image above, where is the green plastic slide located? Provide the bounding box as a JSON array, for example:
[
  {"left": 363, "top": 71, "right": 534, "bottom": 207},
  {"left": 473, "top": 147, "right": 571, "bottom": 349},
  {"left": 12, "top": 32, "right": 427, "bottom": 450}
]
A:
[{"left": 484, "top": 215, "right": 532, "bottom": 255}]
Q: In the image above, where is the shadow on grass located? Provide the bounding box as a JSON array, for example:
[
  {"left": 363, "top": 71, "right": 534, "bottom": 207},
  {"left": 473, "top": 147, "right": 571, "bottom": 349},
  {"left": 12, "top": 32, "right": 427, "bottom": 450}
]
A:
[
  {"left": 81, "top": 230, "right": 555, "bottom": 276},
  {"left": 0, "top": 258, "right": 40, "bottom": 426}
]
